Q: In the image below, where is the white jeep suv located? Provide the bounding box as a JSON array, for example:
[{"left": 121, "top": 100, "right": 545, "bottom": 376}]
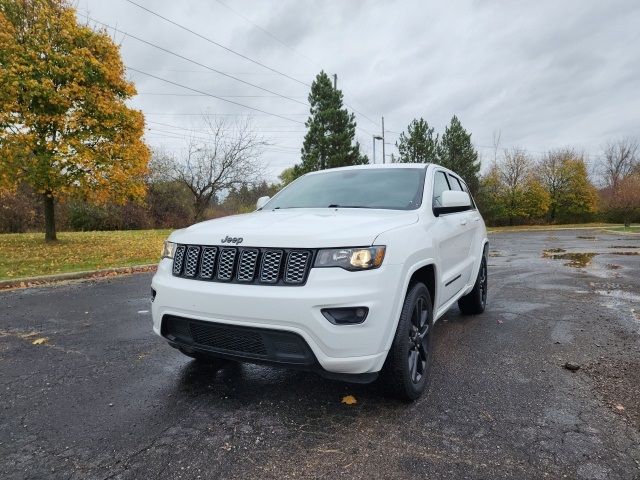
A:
[{"left": 151, "top": 163, "right": 488, "bottom": 400}]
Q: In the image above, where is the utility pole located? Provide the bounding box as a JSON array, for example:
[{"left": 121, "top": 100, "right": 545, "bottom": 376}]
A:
[
  {"left": 333, "top": 74, "right": 337, "bottom": 89},
  {"left": 381, "top": 116, "right": 386, "bottom": 164}
]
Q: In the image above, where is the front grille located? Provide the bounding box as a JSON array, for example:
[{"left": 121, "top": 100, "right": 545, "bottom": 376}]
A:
[{"left": 172, "top": 245, "right": 315, "bottom": 286}]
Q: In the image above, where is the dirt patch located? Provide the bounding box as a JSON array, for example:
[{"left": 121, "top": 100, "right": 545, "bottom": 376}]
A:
[
  {"left": 605, "top": 264, "right": 622, "bottom": 270},
  {"left": 585, "top": 360, "right": 640, "bottom": 428}
]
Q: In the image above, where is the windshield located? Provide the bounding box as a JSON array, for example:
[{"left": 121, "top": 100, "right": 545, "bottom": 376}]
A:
[{"left": 264, "top": 167, "right": 426, "bottom": 210}]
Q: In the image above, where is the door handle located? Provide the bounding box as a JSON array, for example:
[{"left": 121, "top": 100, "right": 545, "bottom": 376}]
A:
[
  {"left": 460, "top": 219, "right": 467, "bottom": 226},
  {"left": 473, "top": 216, "right": 480, "bottom": 222}
]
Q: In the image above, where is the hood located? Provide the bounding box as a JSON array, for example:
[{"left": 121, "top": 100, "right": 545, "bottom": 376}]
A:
[{"left": 170, "top": 208, "right": 419, "bottom": 248}]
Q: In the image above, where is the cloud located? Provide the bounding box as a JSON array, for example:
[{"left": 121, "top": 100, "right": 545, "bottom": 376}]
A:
[{"left": 79, "top": 0, "right": 640, "bottom": 178}]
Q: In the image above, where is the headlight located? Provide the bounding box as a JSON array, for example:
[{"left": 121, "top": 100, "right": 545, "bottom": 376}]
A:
[
  {"left": 314, "top": 246, "right": 385, "bottom": 271},
  {"left": 161, "top": 240, "right": 177, "bottom": 259}
]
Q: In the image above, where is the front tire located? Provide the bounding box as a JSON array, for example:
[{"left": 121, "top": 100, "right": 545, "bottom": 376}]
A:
[
  {"left": 382, "top": 282, "right": 434, "bottom": 401},
  {"left": 458, "top": 254, "right": 487, "bottom": 315}
]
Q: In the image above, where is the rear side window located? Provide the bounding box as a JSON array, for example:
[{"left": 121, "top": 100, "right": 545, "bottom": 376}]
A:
[
  {"left": 448, "top": 174, "right": 463, "bottom": 191},
  {"left": 458, "top": 178, "right": 477, "bottom": 209},
  {"left": 432, "top": 171, "right": 450, "bottom": 207}
]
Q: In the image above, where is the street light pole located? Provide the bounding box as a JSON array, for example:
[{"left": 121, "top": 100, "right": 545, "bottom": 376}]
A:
[
  {"left": 373, "top": 135, "right": 376, "bottom": 164},
  {"left": 372, "top": 135, "right": 383, "bottom": 164}
]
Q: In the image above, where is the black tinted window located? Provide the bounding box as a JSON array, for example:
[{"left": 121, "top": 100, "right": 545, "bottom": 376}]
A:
[
  {"left": 432, "top": 171, "right": 450, "bottom": 207},
  {"left": 458, "top": 178, "right": 477, "bottom": 209},
  {"left": 265, "top": 168, "right": 426, "bottom": 210},
  {"left": 448, "top": 174, "right": 463, "bottom": 191}
]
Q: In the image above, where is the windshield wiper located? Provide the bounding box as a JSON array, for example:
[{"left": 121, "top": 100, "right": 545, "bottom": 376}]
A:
[{"left": 327, "top": 204, "right": 371, "bottom": 208}]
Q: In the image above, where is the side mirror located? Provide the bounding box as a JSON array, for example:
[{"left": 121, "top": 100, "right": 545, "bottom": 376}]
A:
[
  {"left": 256, "top": 196, "right": 270, "bottom": 210},
  {"left": 433, "top": 191, "right": 471, "bottom": 216}
]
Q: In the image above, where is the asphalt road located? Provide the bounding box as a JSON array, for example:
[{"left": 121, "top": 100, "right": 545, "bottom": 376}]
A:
[{"left": 1, "top": 229, "right": 639, "bottom": 479}]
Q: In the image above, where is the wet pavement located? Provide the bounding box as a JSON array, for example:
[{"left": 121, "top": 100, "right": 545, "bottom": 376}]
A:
[{"left": 1, "top": 229, "right": 639, "bottom": 479}]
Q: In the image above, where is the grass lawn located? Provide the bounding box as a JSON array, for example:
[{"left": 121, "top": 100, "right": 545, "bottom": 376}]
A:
[
  {"left": 487, "top": 223, "right": 624, "bottom": 233},
  {"left": 0, "top": 229, "right": 172, "bottom": 280},
  {"left": 1, "top": 223, "right": 636, "bottom": 281},
  {"left": 602, "top": 225, "right": 640, "bottom": 233}
]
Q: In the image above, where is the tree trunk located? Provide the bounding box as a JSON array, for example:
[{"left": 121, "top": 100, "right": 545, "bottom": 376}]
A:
[{"left": 43, "top": 193, "right": 57, "bottom": 242}]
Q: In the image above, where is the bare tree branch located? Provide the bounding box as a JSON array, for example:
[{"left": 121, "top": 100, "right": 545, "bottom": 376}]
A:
[
  {"left": 601, "top": 137, "right": 639, "bottom": 189},
  {"left": 170, "top": 117, "right": 267, "bottom": 221}
]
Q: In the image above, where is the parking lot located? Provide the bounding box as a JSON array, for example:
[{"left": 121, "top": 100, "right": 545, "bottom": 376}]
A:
[{"left": 1, "top": 229, "right": 639, "bottom": 479}]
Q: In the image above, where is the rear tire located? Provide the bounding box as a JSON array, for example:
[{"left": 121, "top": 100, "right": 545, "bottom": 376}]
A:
[
  {"left": 382, "top": 282, "right": 434, "bottom": 401},
  {"left": 458, "top": 254, "right": 487, "bottom": 315}
]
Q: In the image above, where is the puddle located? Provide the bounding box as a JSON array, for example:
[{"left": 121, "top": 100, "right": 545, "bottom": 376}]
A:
[
  {"left": 610, "top": 251, "right": 639, "bottom": 256},
  {"left": 543, "top": 250, "right": 597, "bottom": 267},
  {"left": 577, "top": 236, "right": 596, "bottom": 240},
  {"left": 605, "top": 264, "right": 622, "bottom": 270},
  {"left": 542, "top": 248, "right": 566, "bottom": 255},
  {"left": 608, "top": 246, "right": 639, "bottom": 249}
]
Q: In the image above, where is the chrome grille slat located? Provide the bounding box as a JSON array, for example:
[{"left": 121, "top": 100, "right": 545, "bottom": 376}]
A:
[
  {"left": 237, "top": 249, "right": 259, "bottom": 282},
  {"left": 184, "top": 246, "right": 201, "bottom": 277},
  {"left": 284, "top": 250, "right": 311, "bottom": 284},
  {"left": 260, "top": 250, "right": 283, "bottom": 283},
  {"left": 217, "top": 248, "right": 237, "bottom": 281},
  {"left": 199, "top": 247, "right": 217, "bottom": 278},
  {"left": 172, "top": 244, "right": 312, "bottom": 286},
  {"left": 172, "top": 245, "right": 186, "bottom": 275}
]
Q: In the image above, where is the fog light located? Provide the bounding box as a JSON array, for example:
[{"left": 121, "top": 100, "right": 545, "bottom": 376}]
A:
[{"left": 321, "top": 307, "right": 369, "bottom": 325}]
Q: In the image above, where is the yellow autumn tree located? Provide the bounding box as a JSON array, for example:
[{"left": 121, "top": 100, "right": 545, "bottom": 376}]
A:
[{"left": 0, "top": 0, "right": 150, "bottom": 241}]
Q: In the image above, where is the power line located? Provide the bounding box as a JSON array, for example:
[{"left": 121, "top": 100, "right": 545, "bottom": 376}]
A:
[
  {"left": 120, "top": 0, "right": 384, "bottom": 131},
  {"left": 122, "top": 0, "right": 310, "bottom": 87},
  {"left": 137, "top": 92, "right": 307, "bottom": 98},
  {"left": 143, "top": 112, "right": 308, "bottom": 116},
  {"left": 147, "top": 120, "right": 305, "bottom": 134},
  {"left": 212, "top": 0, "right": 321, "bottom": 70},
  {"left": 126, "top": 66, "right": 306, "bottom": 125},
  {"left": 208, "top": 1, "right": 382, "bottom": 130},
  {"left": 81, "top": 14, "right": 307, "bottom": 107}
]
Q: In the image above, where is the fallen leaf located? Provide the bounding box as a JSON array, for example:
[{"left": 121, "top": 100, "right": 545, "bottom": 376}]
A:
[
  {"left": 341, "top": 395, "right": 357, "bottom": 405},
  {"left": 615, "top": 404, "right": 625, "bottom": 412},
  {"left": 31, "top": 337, "right": 48, "bottom": 345},
  {"left": 497, "top": 319, "right": 504, "bottom": 324}
]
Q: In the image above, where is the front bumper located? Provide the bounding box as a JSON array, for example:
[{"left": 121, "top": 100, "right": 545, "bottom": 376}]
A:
[{"left": 151, "top": 259, "right": 404, "bottom": 374}]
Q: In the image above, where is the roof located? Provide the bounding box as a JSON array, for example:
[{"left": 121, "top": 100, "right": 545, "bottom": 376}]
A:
[{"left": 305, "top": 163, "right": 431, "bottom": 175}]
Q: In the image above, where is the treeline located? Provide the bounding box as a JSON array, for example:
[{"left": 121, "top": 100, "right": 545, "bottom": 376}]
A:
[
  {"left": 393, "top": 117, "right": 639, "bottom": 227},
  {"left": 0, "top": 177, "right": 280, "bottom": 233}
]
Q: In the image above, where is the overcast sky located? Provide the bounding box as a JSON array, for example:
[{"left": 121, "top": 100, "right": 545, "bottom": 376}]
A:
[{"left": 78, "top": 0, "right": 640, "bottom": 180}]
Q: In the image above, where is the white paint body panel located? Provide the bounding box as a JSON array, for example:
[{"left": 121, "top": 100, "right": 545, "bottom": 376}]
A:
[{"left": 151, "top": 163, "right": 488, "bottom": 374}]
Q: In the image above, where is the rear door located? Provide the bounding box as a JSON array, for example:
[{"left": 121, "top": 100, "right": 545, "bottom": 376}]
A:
[{"left": 458, "top": 176, "right": 483, "bottom": 264}]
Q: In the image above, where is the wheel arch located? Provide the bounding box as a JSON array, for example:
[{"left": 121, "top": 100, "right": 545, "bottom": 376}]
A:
[{"left": 408, "top": 263, "right": 436, "bottom": 310}]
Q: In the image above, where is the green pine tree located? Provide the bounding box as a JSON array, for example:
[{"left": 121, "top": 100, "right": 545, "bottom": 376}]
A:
[
  {"left": 395, "top": 118, "right": 438, "bottom": 163},
  {"left": 294, "top": 71, "right": 367, "bottom": 178},
  {"left": 436, "top": 115, "right": 481, "bottom": 194}
]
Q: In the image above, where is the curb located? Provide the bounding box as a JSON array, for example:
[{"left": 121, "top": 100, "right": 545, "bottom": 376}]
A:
[{"left": 0, "top": 264, "right": 158, "bottom": 291}]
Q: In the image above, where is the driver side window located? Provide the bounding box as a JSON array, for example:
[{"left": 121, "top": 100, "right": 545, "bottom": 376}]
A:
[{"left": 432, "top": 171, "right": 450, "bottom": 207}]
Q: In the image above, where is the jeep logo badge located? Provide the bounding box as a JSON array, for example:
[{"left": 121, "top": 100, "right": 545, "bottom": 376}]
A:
[{"left": 221, "top": 235, "right": 243, "bottom": 245}]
